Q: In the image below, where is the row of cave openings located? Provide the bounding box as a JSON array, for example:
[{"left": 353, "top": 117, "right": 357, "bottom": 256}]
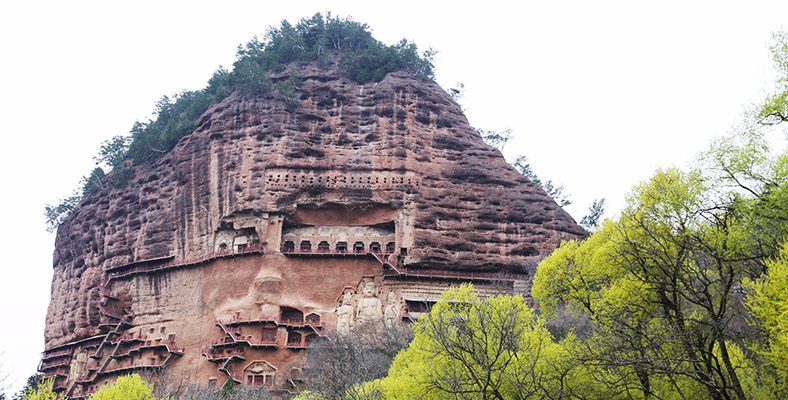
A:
[
  {"left": 265, "top": 173, "right": 420, "bottom": 187},
  {"left": 281, "top": 240, "right": 395, "bottom": 254}
]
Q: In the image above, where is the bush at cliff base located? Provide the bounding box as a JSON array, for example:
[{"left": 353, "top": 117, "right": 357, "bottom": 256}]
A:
[{"left": 88, "top": 374, "right": 156, "bottom": 400}]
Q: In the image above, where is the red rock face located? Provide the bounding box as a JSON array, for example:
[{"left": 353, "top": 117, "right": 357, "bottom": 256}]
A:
[{"left": 42, "top": 63, "right": 584, "bottom": 394}]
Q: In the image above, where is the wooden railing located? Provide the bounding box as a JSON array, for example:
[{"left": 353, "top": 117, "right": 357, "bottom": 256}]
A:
[{"left": 42, "top": 349, "right": 73, "bottom": 360}]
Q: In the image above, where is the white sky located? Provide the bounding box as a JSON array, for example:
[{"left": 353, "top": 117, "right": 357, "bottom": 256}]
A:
[{"left": 1, "top": 0, "right": 787, "bottom": 396}]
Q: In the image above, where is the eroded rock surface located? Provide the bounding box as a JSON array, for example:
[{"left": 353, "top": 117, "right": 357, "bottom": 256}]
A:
[{"left": 43, "top": 63, "right": 584, "bottom": 394}]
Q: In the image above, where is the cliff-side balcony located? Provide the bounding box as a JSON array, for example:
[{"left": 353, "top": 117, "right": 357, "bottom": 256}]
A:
[{"left": 41, "top": 349, "right": 73, "bottom": 360}]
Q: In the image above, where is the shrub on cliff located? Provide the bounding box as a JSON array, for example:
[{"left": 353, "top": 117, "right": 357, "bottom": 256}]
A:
[
  {"left": 125, "top": 12, "right": 435, "bottom": 165},
  {"left": 45, "top": 12, "right": 437, "bottom": 233}
]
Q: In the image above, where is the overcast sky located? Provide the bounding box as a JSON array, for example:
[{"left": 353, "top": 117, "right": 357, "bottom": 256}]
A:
[{"left": 1, "top": 1, "right": 787, "bottom": 395}]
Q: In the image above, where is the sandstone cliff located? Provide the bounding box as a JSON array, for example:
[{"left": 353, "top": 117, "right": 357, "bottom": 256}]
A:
[{"left": 45, "top": 61, "right": 584, "bottom": 352}]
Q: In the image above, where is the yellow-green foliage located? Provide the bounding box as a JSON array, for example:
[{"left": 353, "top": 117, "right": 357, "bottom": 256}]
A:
[
  {"left": 760, "top": 31, "right": 788, "bottom": 124},
  {"left": 20, "top": 378, "right": 58, "bottom": 400},
  {"left": 89, "top": 374, "right": 157, "bottom": 400},
  {"left": 531, "top": 161, "right": 785, "bottom": 400},
  {"left": 747, "top": 243, "right": 788, "bottom": 394},
  {"left": 531, "top": 221, "right": 618, "bottom": 317},
  {"left": 374, "top": 284, "right": 581, "bottom": 399}
]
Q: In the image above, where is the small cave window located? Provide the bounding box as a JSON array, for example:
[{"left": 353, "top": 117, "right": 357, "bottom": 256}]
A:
[
  {"left": 386, "top": 242, "right": 395, "bottom": 253},
  {"left": 317, "top": 241, "right": 330, "bottom": 252},
  {"left": 208, "top": 379, "right": 217, "bottom": 388},
  {"left": 287, "top": 332, "right": 302, "bottom": 346},
  {"left": 218, "top": 243, "right": 228, "bottom": 252},
  {"left": 305, "top": 313, "right": 320, "bottom": 324},
  {"left": 282, "top": 240, "right": 295, "bottom": 252},
  {"left": 370, "top": 242, "right": 381, "bottom": 253},
  {"left": 335, "top": 241, "right": 347, "bottom": 253},
  {"left": 300, "top": 241, "right": 312, "bottom": 252},
  {"left": 280, "top": 308, "right": 303, "bottom": 324},
  {"left": 353, "top": 242, "right": 365, "bottom": 253}
]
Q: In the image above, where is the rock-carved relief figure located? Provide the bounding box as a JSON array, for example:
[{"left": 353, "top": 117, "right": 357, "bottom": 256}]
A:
[
  {"left": 69, "top": 349, "right": 88, "bottom": 380},
  {"left": 356, "top": 282, "right": 383, "bottom": 325},
  {"left": 335, "top": 290, "right": 355, "bottom": 335},
  {"left": 384, "top": 290, "right": 401, "bottom": 328}
]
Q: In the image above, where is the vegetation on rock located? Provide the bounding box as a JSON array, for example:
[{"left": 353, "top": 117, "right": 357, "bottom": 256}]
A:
[
  {"left": 44, "top": 12, "right": 435, "bottom": 232},
  {"left": 124, "top": 12, "right": 434, "bottom": 166}
]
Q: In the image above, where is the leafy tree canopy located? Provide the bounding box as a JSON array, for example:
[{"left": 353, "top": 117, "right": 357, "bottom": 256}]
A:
[
  {"left": 17, "top": 378, "right": 56, "bottom": 400},
  {"left": 532, "top": 124, "right": 788, "bottom": 399},
  {"left": 89, "top": 374, "right": 156, "bottom": 400},
  {"left": 372, "top": 284, "right": 588, "bottom": 400},
  {"left": 125, "top": 12, "right": 435, "bottom": 166}
]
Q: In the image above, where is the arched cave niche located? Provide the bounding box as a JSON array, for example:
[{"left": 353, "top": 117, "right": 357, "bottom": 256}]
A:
[
  {"left": 305, "top": 313, "right": 320, "bottom": 325},
  {"left": 280, "top": 307, "right": 303, "bottom": 324}
]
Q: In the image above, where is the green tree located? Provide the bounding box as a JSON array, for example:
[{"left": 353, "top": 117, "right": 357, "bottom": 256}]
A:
[
  {"left": 81, "top": 167, "right": 106, "bottom": 195},
  {"left": 759, "top": 31, "right": 788, "bottom": 124},
  {"left": 479, "top": 128, "right": 512, "bottom": 152},
  {"left": 232, "top": 58, "right": 272, "bottom": 95},
  {"left": 44, "top": 191, "right": 80, "bottom": 233},
  {"left": 532, "top": 127, "right": 788, "bottom": 399},
  {"left": 18, "top": 378, "right": 57, "bottom": 400},
  {"left": 12, "top": 374, "right": 42, "bottom": 400},
  {"left": 579, "top": 198, "right": 606, "bottom": 231},
  {"left": 374, "top": 284, "right": 585, "bottom": 400},
  {"left": 89, "top": 374, "right": 156, "bottom": 400},
  {"left": 746, "top": 243, "right": 788, "bottom": 396},
  {"left": 94, "top": 135, "right": 130, "bottom": 170},
  {"left": 276, "top": 73, "right": 300, "bottom": 110},
  {"left": 513, "top": 155, "right": 572, "bottom": 207}
]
